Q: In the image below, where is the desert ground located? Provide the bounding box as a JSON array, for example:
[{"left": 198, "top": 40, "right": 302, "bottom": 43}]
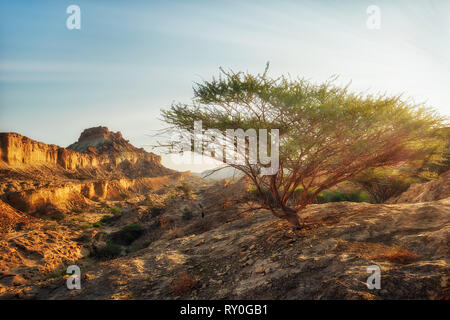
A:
[{"left": 0, "top": 127, "right": 448, "bottom": 299}]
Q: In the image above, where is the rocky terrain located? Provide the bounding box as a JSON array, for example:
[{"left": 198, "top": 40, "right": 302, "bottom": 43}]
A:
[{"left": 0, "top": 128, "right": 448, "bottom": 300}]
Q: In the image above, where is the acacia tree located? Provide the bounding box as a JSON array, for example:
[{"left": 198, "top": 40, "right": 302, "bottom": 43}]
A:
[{"left": 160, "top": 65, "right": 445, "bottom": 227}]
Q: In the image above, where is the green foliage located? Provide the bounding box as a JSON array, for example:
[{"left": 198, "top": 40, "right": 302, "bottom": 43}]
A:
[
  {"left": 48, "top": 268, "right": 67, "bottom": 279},
  {"left": 100, "top": 214, "right": 115, "bottom": 225},
  {"left": 94, "top": 241, "right": 122, "bottom": 260},
  {"left": 353, "top": 168, "right": 419, "bottom": 203},
  {"left": 194, "top": 189, "right": 205, "bottom": 195},
  {"left": 176, "top": 183, "right": 192, "bottom": 196},
  {"left": 120, "top": 193, "right": 130, "bottom": 200},
  {"left": 111, "top": 223, "right": 145, "bottom": 245},
  {"left": 92, "top": 222, "right": 101, "bottom": 228},
  {"left": 79, "top": 224, "right": 91, "bottom": 230},
  {"left": 110, "top": 206, "right": 123, "bottom": 214},
  {"left": 43, "top": 225, "right": 57, "bottom": 231},
  {"left": 293, "top": 187, "right": 370, "bottom": 204},
  {"left": 160, "top": 65, "right": 447, "bottom": 225}
]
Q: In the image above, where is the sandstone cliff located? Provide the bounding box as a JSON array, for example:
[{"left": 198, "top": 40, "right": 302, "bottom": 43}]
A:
[
  {"left": 0, "top": 127, "right": 169, "bottom": 178},
  {"left": 0, "top": 127, "right": 175, "bottom": 213}
]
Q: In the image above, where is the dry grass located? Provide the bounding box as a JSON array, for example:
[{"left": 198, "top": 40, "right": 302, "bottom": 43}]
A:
[
  {"left": 169, "top": 271, "right": 197, "bottom": 295},
  {"left": 376, "top": 247, "right": 420, "bottom": 264},
  {"left": 159, "top": 216, "right": 174, "bottom": 229},
  {"left": 168, "top": 226, "right": 185, "bottom": 239}
]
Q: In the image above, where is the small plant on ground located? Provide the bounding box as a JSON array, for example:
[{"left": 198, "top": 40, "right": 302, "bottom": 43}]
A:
[
  {"left": 79, "top": 224, "right": 91, "bottom": 230},
  {"left": 94, "top": 241, "right": 122, "bottom": 260},
  {"left": 176, "top": 183, "right": 192, "bottom": 196},
  {"left": 43, "top": 225, "right": 57, "bottom": 231},
  {"left": 169, "top": 271, "right": 197, "bottom": 295},
  {"left": 120, "top": 193, "right": 130, "bottom": 200},
  {"left": 100, "top": 214, "right": 115, "bottom": 225},
  {"left": 110, "top": 206, "right": 123, "bottom": 214},
  {"left": 111, "top": 223, "right": 145, "bottom": 245},
  {"left": 377, "top": 247, "right": 420, "bottom": 264}
]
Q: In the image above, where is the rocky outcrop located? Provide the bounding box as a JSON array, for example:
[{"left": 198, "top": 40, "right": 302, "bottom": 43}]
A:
[
  {"left": 5, "top": 173, "right": 190, "bottom": 212},
  {"left": 388, "top": 171, "right": 450, "bottom": 204},
  {"left": 0, "top": 200, "right": 30, "bottom": 234},
  {"left": 16, "top": 183, "right": 448, "bottom": 300},
  {"left": 0, "top": 127, "right": 170, "bottom": 177},
  {"left": 0, "top": 127, "right": 178, "bottom": 213}
]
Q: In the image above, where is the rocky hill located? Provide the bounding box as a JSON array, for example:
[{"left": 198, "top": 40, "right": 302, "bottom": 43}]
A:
[
  {"left": 388, "top": 171, "right": 450, "bottom": 204},
  {"left": 0, "top": 127, "right": 177, "bottom": 213},
  {"left": 0, "top": 129, "right": 448, "bottom": 300}
]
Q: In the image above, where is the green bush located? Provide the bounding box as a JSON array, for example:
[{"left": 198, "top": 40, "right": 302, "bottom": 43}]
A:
[
  {"left": 292, "top": 187, "right": 370, "bottom": 204},
  {"left": 176, "top": 183, "right": 192, "bottom": 196},
  {"left": 94, "top": 241, "right": 122, "bottom": 259},
  {"left": 247, "top": 186, "right": 275, "bottom": 204},
  {"left": 120, "top": 193, "right": 130, "bottom": 199},
  {"left": 316, "top": 190, "right": 370, "bottom": 203},
  {"left": 100, "top": 214, "right": 115, "bottom": 225},
  {"left": 111, "top": 224, "right": 145, "bottom": 245},
  {"left": 110, "top": 206, "right": 123, "bottom": 214},
  {"left": 353, "top": 168, "right": 417, "bottom": 203}
]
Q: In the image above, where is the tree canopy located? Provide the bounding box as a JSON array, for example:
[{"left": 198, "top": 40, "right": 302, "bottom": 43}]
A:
[{"left": 161, "top": 65, "right": 447, "bottom": 227}]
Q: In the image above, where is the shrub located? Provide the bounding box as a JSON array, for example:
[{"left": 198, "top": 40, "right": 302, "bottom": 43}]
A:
[
  {"left": 100, "top": 202, "right": 109, "bottom": 208},
  {"left": 100, "top": 214, "right": 115, "bottom": 225},
  {"left": 94, "top": 241, "right": 122, "bottom": 259},
  {"left": 292, "top": 188, "right": 370, "bottom": 204},
  {"left": 194, "top": 189, "right": 205, "bottom": 195},
  {"left": 120, "top": 193, "right": 130, "bottom": 200},
  {"left": 110, "top": 206, "right": 123, "bottom": 214},
  {"left": 111, "top": 224, "right": 145, "bottom": 245},
  {"left": 169, "top": 272, "right": 197, "bottom": 295},
  {"left": 182, "top": 209, "right": 193, "bottom": 220},
  {"left": 43, "top": 225, "right": 57, "bottom": 231},
  {"left": 376, "top": 247, "right": 420, "bottom": 264},
  {"left": 92, "top": 222, "right": 101, "bottom": 228},
  {"left": 48, "top": 211, "right": 65, "bottom": 221},
  {"left": 353, "top": 168, "right": 417, "bottom": 203},
  {"left": 176, "top": 183, "right": 192, "bottom": 196},
  {"left": 72, "top": 208, "right": 82, "bottom": 214}
]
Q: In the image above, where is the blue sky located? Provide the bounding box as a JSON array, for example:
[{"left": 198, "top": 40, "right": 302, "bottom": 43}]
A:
[{"left": 0, "top": 0, "right": 449, "bottom": 172}]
